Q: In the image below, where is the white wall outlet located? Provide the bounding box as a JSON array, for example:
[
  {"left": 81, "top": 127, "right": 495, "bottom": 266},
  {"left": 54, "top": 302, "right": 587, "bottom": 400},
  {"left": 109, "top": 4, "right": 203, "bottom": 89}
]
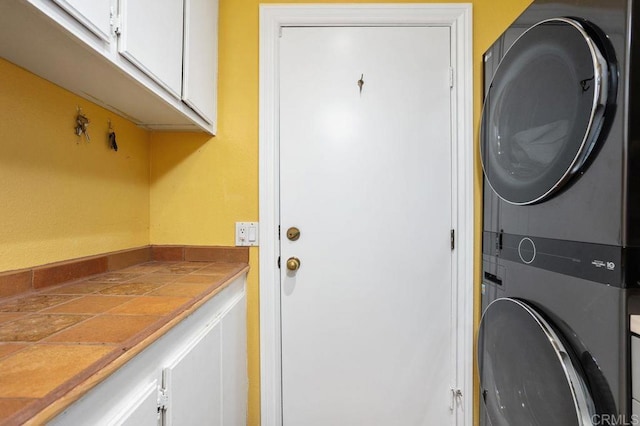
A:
[{"left": 235, "top": 222, "right": 259, "bottom": 247}]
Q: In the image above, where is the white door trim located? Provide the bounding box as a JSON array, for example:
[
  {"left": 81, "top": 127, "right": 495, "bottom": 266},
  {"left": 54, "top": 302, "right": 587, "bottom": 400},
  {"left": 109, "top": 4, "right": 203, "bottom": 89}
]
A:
[{"left": 258, "top": 5, "right": 473, "bottom": 426}]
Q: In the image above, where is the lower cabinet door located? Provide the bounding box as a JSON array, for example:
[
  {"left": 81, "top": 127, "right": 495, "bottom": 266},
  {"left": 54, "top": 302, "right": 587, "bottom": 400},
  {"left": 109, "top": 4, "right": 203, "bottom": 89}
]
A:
[
  {"left": 48, "top": 378, "right": 160, "bottom": 426},
  {"left": 221, "top": 294, "right": 248, "bottom": 425},
  {"left": 163, "top": 317, "right": 223, "bottom": 426},
  {"left": 633, "top": 336, "right": 640, "bottom": 400},
  {"left": 108, "top": 380, "right": 160, "bottom": 426}
]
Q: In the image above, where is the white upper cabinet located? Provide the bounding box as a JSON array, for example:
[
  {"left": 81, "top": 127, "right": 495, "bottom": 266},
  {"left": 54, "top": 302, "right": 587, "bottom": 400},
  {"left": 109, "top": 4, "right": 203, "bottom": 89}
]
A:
[
  {"left": 0, "top": 0, "right": 217, "bottom": 133},
  {"left": 119, "top": 0, "right": 184, "bottom": 99},
  {"left": 182, "top": 0, "right": 219, "bottom": 124},
  {"left": 52, "top": 0, "right": 113, "bottom": 41}
]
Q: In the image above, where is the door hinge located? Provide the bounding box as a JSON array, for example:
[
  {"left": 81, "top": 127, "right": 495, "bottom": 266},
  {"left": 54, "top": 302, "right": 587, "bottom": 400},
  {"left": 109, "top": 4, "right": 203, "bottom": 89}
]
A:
[
  {"left": 449, "top": 67, "right": 454, "bottom": 88},
  {"left": 157, "top": 386, "right": 169, "bottom": 413},
  {"left": 110, "top": 8, "right": 122, "bottom": 36},
  {"left": 450, "top": 388, "right": 463, "bottom": 410},
  {"left": 450, "top": 229, "right": 455, "bottom": 250}
]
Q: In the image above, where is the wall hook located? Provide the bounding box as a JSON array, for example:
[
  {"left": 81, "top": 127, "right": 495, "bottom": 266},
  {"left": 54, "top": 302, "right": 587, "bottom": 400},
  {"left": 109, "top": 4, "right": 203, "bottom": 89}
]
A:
[
  {"left": 75, "top": 106, "right": 90, "bottom": 142},
  {"left": 357, "top": 74, "right": 364, "bottom": 95},
  {"left": 108, "top": 119, "right": 118, "bottom": 152}
]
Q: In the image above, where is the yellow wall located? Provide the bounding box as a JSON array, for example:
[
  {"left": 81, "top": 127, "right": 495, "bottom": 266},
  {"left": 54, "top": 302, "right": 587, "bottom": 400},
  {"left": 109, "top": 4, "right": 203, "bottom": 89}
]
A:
[
  {"left": 0, "top": 59, "right": 150, "bottom": 272},
  {"left": 149, "top": 0, "right": 532, "bottom": 424}
]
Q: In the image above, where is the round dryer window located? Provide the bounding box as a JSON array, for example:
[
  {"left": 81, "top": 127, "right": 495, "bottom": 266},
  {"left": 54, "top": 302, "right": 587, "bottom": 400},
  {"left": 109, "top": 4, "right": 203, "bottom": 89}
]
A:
[
  {"left": 478, "top": 298, "right": 595, "bottom": 425},
  {"left": 480, "top": 18, "right": 612, "bottom": 205}
]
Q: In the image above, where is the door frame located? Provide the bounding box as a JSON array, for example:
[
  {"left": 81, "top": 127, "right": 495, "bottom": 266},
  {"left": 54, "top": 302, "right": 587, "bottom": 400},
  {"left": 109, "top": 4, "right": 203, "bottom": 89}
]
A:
[{"left": 259, "top": 4, "right": 473, "bottom": 425}]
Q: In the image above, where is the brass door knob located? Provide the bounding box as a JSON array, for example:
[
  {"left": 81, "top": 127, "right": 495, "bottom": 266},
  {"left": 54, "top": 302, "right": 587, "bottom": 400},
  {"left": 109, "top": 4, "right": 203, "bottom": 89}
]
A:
[
  {"left": 286, "top": 257, "right": 301, "bottom": 271},
  {"left": 287, "top": 227, "right": 301, "bottom": 241}
]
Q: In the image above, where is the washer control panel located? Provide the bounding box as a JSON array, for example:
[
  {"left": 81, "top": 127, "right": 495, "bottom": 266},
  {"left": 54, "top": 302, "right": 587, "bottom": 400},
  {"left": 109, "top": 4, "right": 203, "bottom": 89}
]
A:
[{"left": 483, "top": 231, "right": 622, "bottom": 286}]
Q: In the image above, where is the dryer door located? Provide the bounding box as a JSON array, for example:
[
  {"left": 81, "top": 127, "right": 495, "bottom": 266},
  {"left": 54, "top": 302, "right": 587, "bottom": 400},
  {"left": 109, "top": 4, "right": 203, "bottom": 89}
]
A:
[
  {"left": 480, "top": 18, "right": 612, "bottom": 205},
  {"left": 478, "top": 298, "right": 595, "bottom": 425}
]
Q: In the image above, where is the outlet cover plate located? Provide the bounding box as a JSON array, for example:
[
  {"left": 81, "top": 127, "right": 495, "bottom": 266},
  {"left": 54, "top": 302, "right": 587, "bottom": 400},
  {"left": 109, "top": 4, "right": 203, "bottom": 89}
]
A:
[{"left": 236, "top": 222, "right": 259, "bottom": 247}]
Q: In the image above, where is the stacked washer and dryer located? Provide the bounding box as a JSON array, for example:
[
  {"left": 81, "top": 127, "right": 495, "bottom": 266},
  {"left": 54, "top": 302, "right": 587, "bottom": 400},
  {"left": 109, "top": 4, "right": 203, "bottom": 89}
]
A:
[{"left": 478, "top": 0, "right": 640, "bottom": 425}]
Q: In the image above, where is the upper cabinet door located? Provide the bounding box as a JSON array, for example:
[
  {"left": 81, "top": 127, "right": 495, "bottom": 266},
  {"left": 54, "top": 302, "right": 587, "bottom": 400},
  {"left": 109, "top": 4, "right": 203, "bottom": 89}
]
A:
[
  {"left": 52, "top": 0, "right": 113, "bottom": 41},
  {"left": 118, "top": 0, "right": 184, "bottom": 98},
  {"left": 182, "top": 0, "right": 218, "bottom": 125}
]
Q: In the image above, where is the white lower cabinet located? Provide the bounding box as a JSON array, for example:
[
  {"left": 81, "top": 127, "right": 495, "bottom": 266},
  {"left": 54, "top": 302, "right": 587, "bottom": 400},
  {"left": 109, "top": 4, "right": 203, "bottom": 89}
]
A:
[
  {"left": 221, "top": 294, "right": 248, "bottom": 424},
  {"left": 108, "top": 381, "right": 159, "bottom": 426},
  {"left": 49, "top": 276, "right": 247, "bottom": 425},
  {"left": 162, "top": 313, "right": 222, "bottom": 425},
  {"left": 633, "top": 336, "right": 640, "bottom": 422},
  {"left": 633, "top": 336, "right": 640, "bottom": 400}
]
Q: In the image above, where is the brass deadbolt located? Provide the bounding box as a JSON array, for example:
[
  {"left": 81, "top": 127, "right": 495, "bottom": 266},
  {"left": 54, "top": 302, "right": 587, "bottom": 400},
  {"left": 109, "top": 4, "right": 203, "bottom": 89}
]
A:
[
  {"left": 287, "top": 227, "right": 301, "bottom": 241},
  {"left": 286, "top": 257, "right": 301, "bottom": 271}
]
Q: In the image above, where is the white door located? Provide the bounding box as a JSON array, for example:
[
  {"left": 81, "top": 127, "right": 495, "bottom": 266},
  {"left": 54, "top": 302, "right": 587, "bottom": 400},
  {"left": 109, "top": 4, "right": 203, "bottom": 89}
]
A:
[{"left": 280, "top": 26, "right": 455, "bottom": 425}]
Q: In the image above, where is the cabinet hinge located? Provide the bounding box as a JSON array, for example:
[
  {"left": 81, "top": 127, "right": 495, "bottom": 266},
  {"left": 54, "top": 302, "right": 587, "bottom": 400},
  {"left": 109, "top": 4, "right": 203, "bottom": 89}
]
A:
[
  {"left": 450, "top": 388, "right": 463, "bottom": 410},
  {"left": 449, "top": 67, "right": 454, "bottom": 88},
  {"left": 450, "top": 229, "right": 455, "bottom": 250},
  {"left": 278, "top": 225, "right": 281, "bottom": 240},
  {"left": 110, "top": 8, "right": 122, "bottom": 36},
  {"left": 157, "top": 386, "right": 169, "bottom": 413},
  {"left": 277, "top": 256, "right": 281, "bottom": 269}
]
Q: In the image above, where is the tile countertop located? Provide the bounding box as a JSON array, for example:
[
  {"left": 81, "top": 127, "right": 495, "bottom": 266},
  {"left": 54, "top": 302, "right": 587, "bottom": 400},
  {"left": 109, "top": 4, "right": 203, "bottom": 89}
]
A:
[{"left": 0, "top": 260, "right": 249, "bottom": 425}]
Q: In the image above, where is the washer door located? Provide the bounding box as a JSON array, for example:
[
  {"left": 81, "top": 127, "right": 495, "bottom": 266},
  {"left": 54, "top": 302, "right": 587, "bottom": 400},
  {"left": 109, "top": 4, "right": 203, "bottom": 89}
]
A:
[
  {"left": 478, "top": 298, "right": 595, "bottom": 425},
  {"left": 480, "top": 18, "right": 611, "bottom": 205}
]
